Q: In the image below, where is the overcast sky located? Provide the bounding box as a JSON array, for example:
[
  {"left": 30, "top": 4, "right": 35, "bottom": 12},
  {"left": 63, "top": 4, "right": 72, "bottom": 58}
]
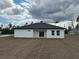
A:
[{"left": 0, "top": 0, "right": 79, "bottom": 25}]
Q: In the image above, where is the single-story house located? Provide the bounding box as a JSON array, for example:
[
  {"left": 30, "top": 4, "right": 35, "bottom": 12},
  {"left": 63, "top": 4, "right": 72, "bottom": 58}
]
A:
[{"left": 14, "top": 22, "right": 65, "bottom": 38}]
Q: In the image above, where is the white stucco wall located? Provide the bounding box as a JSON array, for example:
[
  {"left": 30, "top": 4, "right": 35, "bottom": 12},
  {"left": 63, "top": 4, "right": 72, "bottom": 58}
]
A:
[
  {"left": 47, "top": 29, "right": 65, "bottom": 38},
  {"left": 33, "top": 30, "right": 39, "bottom": 38},
  {"left": 14, "top": 29, "right": 65, "bottom": 38},
  {"left": 44, "top": 31, "right": 47, "bottom": 38},
  {"left": 14, "top": 29, "right": 33, "bottom": 38}
]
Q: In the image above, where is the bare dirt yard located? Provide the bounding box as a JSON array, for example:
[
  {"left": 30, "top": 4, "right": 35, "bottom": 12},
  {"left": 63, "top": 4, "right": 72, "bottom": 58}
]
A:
[{"left": 0, "top": 35, "right": 79, "bottom": 59}]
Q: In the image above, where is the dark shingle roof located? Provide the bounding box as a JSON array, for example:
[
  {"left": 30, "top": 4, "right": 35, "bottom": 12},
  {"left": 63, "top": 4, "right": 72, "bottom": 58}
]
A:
[{"left": 15, "top": 22, "right": 65, "bottom": 29}]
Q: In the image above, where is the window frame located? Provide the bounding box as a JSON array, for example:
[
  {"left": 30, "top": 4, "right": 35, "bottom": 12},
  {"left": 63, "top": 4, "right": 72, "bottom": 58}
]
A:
[
  {"left": 52, "top": 31, "right": 55, "bottom": 36},
  {"left": 57, "top": 30, "right": 60, "bottom": 36}
]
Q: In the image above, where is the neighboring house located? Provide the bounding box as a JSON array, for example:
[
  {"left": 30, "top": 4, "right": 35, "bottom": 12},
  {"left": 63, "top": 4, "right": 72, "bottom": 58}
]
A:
[
  {"left": 69, "top": 16, "right": 79, "bottom": 35},
  {"left": 14, "top": 22, "right": 65, "bottom": 38},
  {"left": 69, "top": 25, "right": 79, "bottom": 35}
]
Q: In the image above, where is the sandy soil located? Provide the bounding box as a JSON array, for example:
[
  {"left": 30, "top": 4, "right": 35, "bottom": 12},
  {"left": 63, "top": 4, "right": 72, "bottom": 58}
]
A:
[{"left": 0, "top": 35, "right": 79, "bottom": 59}]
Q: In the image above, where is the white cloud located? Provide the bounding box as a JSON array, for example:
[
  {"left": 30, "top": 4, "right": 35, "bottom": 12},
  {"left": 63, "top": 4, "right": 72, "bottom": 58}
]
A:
[
  {"left": 28, "top": 0, "right": 79, "bottom": 21},
  {"left": 0, "top": 0, "right": 34, "bottom": 25}
]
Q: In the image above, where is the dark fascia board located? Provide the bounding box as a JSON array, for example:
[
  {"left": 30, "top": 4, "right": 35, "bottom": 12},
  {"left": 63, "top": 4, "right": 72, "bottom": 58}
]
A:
[{"left": 14, "top": 27, "right": 66, "bottom": 30}]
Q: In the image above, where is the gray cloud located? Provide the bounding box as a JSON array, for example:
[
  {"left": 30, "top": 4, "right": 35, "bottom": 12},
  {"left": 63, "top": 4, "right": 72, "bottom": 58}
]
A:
[
  {"left": 0, "top": 0, "right": 79, "bottom": 25},
  {"left": 0, "top": 7, "right": 24, "bottom": 15},
  {"left": 28, "top": 0, "right": 79, "bottom": 21},
  {"left": 0, "top": 0, "right": 12, "bottom": 9}
]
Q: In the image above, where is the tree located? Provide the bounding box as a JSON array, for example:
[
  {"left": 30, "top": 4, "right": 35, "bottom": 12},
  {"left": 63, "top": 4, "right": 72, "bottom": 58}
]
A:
[
  {"left": 1, "top": 27, "right": 14, "bottom": 34},
  {"left": 76, "top": 24, "right": 79, "bottom": 29},
  {"left": 9, "top": 23, "right": 12, "bottom": 28},
  {"left": 76, "top": 16, "right": 79, "bottom": 34},
  {"left": 0, "top": 24, "right": 3, "bottom": 29},
  {"left": 12, "top": 25, "right": 16, "bottom": 28},
  {"left": 31, "top": 21, "right": 33, "bottom": 24},
  {"left": 68, "top": 26, "right": 72, "bottom": 31},
  {"left": 24, "top": 22, "right": 28, "bottom": 26},
  {"left": 76, "top": 16, "right": 79, "bottom": 22}
]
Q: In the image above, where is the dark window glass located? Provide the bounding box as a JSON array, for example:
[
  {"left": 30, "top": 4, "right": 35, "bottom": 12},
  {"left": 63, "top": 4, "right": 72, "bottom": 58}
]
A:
[
  {"left": 39, "top": 31, "right": 44, "bottom": 37},
  {"left": 52, "top": 31, "right": 54, "bottom": 35},
  {"left": 57, "top": 31, "right": 60, "bottom": 36}
]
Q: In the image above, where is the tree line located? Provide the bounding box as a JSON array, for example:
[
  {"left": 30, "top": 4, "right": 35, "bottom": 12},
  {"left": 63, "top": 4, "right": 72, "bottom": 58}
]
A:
[
  {"left": 0, "top": 21, "right": 78, "bottom": 34},
  {"left": 0, "top": 23, "right": 15, "bottom": 34}
]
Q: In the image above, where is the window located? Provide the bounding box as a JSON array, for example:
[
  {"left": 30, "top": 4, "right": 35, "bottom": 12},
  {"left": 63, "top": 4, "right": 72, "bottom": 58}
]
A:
[
  {"left": 52, "top": 31, "right": 54, "bottom": 35},
  {"left": 39, "top": 31, "right": 44, "bottom": 37},
  {"left": 57, "top": 31, "right": 60, "bottom": 36}
]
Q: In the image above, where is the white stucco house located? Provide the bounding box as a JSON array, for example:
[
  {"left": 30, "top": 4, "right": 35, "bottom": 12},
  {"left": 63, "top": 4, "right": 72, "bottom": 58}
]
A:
[{"left": 14, "top": 22, "right": 65, "bottom": 38}]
